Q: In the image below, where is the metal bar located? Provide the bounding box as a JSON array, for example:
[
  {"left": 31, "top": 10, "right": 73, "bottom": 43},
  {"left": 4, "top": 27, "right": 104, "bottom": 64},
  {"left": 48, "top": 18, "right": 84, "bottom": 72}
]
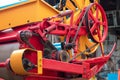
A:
[
  {"left": 43, "top": 58, "right": 84, "bottom": 74},
  {"left": 88, "top": 65, "right": 98, "bottom": 78},
  {"left": 0, "top": 62, "right": 6, "bottom": 67},
  {"left": 0, "top": 35, "right": 16, "bottom": 43}
]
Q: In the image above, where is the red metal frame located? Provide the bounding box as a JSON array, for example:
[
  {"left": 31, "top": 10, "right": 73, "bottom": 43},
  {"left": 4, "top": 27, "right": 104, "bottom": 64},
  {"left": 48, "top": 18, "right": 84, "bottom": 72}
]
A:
[
  {"left": 0, "top": 40, "right": 116, "bottom": 80},
  {"left": 24, "top": 42, "right": 116, "bottom": 79},
  {"left": 0, "top": 3, "right": 115, "bottom": 80}
]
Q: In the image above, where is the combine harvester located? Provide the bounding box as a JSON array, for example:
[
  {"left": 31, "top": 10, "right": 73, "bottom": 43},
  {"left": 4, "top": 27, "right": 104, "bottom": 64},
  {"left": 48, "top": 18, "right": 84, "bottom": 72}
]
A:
[{"left": 0, "top": 0, "right": 116, "bottom": 80}]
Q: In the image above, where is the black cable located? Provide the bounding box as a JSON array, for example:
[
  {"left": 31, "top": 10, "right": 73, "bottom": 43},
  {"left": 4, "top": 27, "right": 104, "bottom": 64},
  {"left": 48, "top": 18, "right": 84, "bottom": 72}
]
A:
[{"left": 68, "top": 43, "right": 98, "bottom": 62}]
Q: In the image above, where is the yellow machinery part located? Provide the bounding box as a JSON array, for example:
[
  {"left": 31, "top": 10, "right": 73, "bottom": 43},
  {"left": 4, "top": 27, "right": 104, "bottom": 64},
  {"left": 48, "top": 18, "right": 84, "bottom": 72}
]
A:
[
  {"left": 37, "top": 50, "right": 42, "bottom": 74},
  {"left": 10, "top": 48, "right": 42, "bottom": 75},
  {"left": 65, "top": 10, "right": 81, "bottom": 25},
  {"left": 85, "top": 0, "right": 91, "bottom": 7},
  {"left": 10, "top": 49, "right": 27, "bottom": 75},
  {"left": 89, "top": 76, "right": 97, "bottom": 80},
  {"left": 1, "top": 0, "right": 100, "bottom": 61},
  {"left": 65, "top": 0, "right": 91, "bottom": 11},
  {"left": 76, "top": 2, "right": 102, "bottom": 57},
  {"left": 66, "top": 0, "right": 76, "bottom": 11},
  {"left": 0, "top": 0, "right": 59, "bottom": 30},
  {"left": 94, "top": 0, "right": 99, "bottom": 3},
  {"left": 59, "top": 0, "right": 100, "bottom": 59},
  {"left": 64, "top": 0, "right": 99, "bottom": 25},
  {"left": 73, "top": 0, "right": 85, "bottom": 9},
  {"left": 78, "top": 35, "right": 99, "bottom": 55}
]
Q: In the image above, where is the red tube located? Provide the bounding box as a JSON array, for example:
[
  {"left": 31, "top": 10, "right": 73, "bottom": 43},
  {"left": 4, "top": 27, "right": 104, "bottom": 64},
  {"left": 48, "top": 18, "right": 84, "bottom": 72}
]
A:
[
  {"left": 0, "top": 59, "right": 9, "bottom": 68},
  {"left": 0, "top": 35, "right": 17, "bottom": 43},
  {"left": 0, "top": 62, "right": 6, "bottom": 67},
  {"left": 45, "top": 24, "right": 56, "bottom": 32}
]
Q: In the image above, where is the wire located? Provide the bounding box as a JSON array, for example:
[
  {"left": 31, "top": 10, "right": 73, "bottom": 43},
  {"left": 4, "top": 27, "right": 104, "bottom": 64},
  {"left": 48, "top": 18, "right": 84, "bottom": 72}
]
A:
[{"left": 68, "top": 43, "right": 98, "bottom": 62}]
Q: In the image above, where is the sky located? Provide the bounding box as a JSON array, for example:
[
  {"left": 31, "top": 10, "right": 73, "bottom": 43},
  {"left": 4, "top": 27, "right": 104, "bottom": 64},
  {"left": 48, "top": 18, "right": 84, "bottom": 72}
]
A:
[{"left": 0, "top": 0, "right": 27, "bottom": 8}]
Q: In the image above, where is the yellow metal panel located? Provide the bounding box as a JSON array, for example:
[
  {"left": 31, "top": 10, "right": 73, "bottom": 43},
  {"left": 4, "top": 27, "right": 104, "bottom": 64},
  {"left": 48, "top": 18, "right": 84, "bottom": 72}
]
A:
[
  {"left": 78, "top": 35, "right": 99, "bottom": 56},
  {"left": 65, "top": 10, "right": 81, "bottom": 24},
  {"left": 85, "top": 36, "right": 99, "bottom": 54},
  {"left": 0, "top": 0, "right": 59, "bottom": 30},
  {"left": 85, "top": 0, "right": 90, "bottom": 7},
  {"left": 37, "top": 51, "right": 42, "bottom": 74},
  {"left": 73, "top": 0, "right": 85, "bottom": 9},
  {"left": 66, "top": 0, "right": 76, "bottom": 11}
]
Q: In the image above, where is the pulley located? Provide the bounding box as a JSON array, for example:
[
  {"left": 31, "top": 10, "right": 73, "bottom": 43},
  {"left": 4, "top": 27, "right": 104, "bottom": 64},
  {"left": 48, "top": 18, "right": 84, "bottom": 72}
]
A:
[
  {"left": 10, "top": 48, "right": 42, "bottom": 75},
  {"left": 56, "top": 50, "right": 70, "bottom": 62},
  {"left": 85, "top": 3, "right": 108, "bottom": 43}
]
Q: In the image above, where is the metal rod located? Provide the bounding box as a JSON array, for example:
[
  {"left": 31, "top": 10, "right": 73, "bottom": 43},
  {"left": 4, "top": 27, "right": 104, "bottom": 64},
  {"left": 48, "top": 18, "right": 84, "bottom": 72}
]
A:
[{"left": 0, "top": 62, "right": 6, "bottom": 67}]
